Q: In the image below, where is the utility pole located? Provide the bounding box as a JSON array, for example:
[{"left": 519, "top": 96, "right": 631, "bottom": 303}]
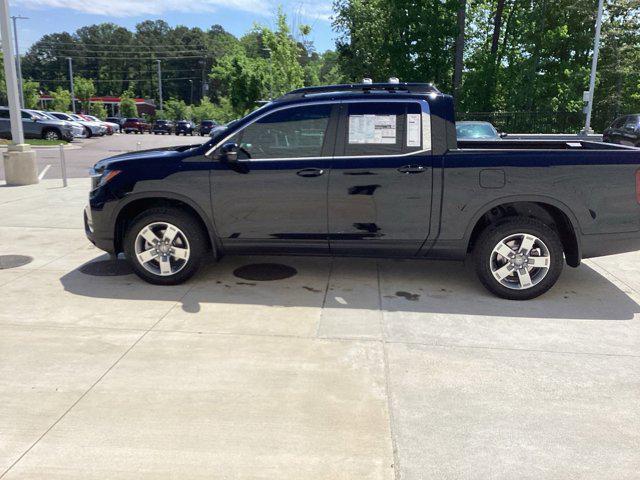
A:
[
  {"left": 582, "top": 0, "right": 604, "bottom": 135},
  {"left": 188, "top": 79, "right": 194, "bottom": 105},
  {"left": 156, "top": 59, "right": 163, "bottom": 111},
  {"left": 67, "top": 57, "right": 76, "bottom": 113},
  {"left": 1, "top": 0, "right": 38, "bottom": 185},
  {"left": 10, "top": 15, "right": 28, "bottom": 108}
]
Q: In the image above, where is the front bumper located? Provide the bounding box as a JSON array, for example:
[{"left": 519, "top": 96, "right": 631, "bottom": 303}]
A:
[{"left": 84, "top": 203, "right": 116, "bottom": 254}]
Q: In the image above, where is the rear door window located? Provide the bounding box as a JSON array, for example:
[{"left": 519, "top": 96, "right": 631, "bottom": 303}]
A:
[{"left": 339, "top": 102, "right": 425, "bottom": 156}]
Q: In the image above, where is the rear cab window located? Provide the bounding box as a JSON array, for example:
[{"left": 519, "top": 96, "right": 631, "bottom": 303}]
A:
[{"left": 335, "top": 101, "right": 431, "bottom": 157}]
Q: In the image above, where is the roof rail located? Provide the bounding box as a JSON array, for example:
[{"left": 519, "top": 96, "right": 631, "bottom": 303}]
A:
[{"left": 278, "top": 82, "right": 440, "bottom": 100}]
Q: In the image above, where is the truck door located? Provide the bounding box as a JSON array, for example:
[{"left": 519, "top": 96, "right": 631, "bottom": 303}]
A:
[
  {"left": 209, "top": 103, "right": 337, "bottom": 254},
  {"left": 328, "top": 100, "right": 432, "bottom": 256}
]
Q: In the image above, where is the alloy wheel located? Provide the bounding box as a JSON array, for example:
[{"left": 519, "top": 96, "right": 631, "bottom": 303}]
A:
[
  {"left": 490, "top": 233, "right": 551, "bottom": 290},
  {"left": 134, "top": 222, "right": 190, "bottom": 276}
]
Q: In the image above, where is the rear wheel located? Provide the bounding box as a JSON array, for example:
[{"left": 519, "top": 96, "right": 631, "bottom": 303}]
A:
[
  {"left": 85, "top": 127, "right": 92, "bottom": 138},
  {"left": 473, "top": 218, "right": 564, "bottom": 300},
  {"left": 124, "top": 208, "right": 207, "bottom": 285}
]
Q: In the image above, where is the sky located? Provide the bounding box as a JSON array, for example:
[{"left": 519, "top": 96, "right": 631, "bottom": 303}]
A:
[{"left": 9, "top": 0, "right": 337, "bottom": 54}]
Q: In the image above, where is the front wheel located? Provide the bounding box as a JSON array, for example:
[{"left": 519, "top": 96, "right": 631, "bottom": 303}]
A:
[
  {"left": 43, "top": 129, "right": 62, "bottom": 141},
  {"left": 473, "top": 218, "right": 564, "bottom": 300},
  {"left": 124, "top": 208, "right": 207, "bottom": 285}
]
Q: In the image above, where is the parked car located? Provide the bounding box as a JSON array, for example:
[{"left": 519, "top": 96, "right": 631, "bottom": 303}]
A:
[
  {"left": 175, "top": 120, "right": 195, "bottom": 135},
  {"left": 29, "top": 110, "right": 85, "bottom": 138},
  {"left": 49, "top": 112, "right": 106, "bottom": 137},
  {"left": 199, "top": 120, "right": 217, "bottom": 136},
  {"left": 0, "top": 107, "right": 74, "bottom": 141},
  {"left": 82, "top": 115, "right": 120, "bottom": 135},
  {"left": 105, "top": 117, "right": 125, "bottom": 132},
  {"left": 603, "top": 114, "right": 640, "bottom": 147},
  {"left": 84, "top": 81, "right": 640, "bottom": 300},
  {"left": 123, "top": 118, "right": 150, "bottom": 134},
  {"left": 455, "top": 121, "right": 505, "bottom": 140},
  {"left": 152, "top": 119, "right": 174, "bottom": 135}
]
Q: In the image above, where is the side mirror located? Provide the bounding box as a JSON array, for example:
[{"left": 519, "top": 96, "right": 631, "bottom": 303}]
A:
[
  {"left": 499, "top": 132, "right": 508, "bottom": 138},
  {"left": 217, "top": 142, "right": 238, "bottom": 162},
  {"left": 31, "top": 116, "right": 38, "bottom": 122}
]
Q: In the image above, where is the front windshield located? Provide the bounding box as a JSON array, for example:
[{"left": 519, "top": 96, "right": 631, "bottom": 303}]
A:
[{"left": 456, "top": 122, "right": 499, "bottom": 139}]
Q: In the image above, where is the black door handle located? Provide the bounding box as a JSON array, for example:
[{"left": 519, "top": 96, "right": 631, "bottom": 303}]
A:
[
  {"left": 296, "top": 168, "right": 324, "bottom": 177},
  {"left": 397, "top": 165, "right": 426, "bottom": 174}
]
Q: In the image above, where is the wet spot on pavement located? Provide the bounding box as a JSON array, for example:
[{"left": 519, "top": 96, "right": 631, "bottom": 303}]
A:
[
  {"left": 396, "top": 291, "right": 420, "bottom": 301},
  {"left": 233, "top": 263, "right": 297, "bottom": 281}
]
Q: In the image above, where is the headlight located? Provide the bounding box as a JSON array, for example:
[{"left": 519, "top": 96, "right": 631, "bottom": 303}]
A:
[{"left": 90, "top": 169, "right": 121, "bottom": 190}]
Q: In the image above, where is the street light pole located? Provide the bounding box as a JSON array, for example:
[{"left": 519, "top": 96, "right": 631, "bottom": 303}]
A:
[
  {"left": 67, "top": 57, "right": 76, "bottom": 113},
  {"left": 157, "top": 59, "right": 163, "bottom": 111},
  {"left": 582, "top": 0, "right": 604, "bottom": 135},
  {"left": 1, "top": 0, "right": 38, "bottom": 185},
  {"left": 189, "top": 79, "right": 194, "bottom": 105},
  {"left": 10, "top": 15, "right": 28, "bottom": 108},
  {"left": 0, "top": 1, "right": 24, "bottom": 144}
]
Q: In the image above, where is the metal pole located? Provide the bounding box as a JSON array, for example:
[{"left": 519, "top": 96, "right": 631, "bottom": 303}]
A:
[
  {"left": 582, "top": 0, "right": 604, "bottom": 134},
  {"left": 59, "top": 144, "right": 67, "bottom": 187},
  {"left": 189, "top": 79, "right": 193, "bottom": 104},
  {"left": 0, "top": 0, "right": 24, "bottom": 144},
  {"left": 67, "top": 57, "right": 76, "bottom": 113},
  {"left": 11, "top": 15, "right": 27, "bottom": 108},
  {"left": 156, "top": 59, "right": 163, "bottom": 111}
]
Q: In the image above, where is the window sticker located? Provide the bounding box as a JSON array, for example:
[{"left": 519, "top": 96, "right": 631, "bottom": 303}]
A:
[
  {"left": 407, "top": 113, "right": 421, "bottom": 147},
  {"left": 422, "top": 113, "right": 432, "bottom": 151},
  {"left": 348, "top": 114, "right": 397, "bottom": 144}
]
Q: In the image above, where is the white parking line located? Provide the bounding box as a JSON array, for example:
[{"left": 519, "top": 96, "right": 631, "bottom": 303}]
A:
[{"left": 38, "top": 164, "right": 51, "bottom": 180}]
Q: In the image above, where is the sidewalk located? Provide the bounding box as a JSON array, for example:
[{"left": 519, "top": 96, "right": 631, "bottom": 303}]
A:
[{"left": 0, "top": 180, "right": 639, "bottom": 479}]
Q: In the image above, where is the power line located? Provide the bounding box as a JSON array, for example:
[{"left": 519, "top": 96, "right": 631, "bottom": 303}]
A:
[{"left": 32, "top": 76, "right": 201, "bottom": 83}]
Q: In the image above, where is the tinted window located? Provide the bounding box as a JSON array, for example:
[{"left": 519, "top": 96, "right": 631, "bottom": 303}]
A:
[
  {"left": 125, "top": 118, "right": 139, "bottom": 122},
  {"left": 611, "top": 117, "right": 626, "bottom": 128},
  {"left": 0, "top": 110, "right": 9, "bottom": 119},
  {"left": 201, "top": 121, "right": 214, "bottom": 126},
  {"left": 232, "top": 104, "right": 331, "bottom": 159},
  {"left": 342, "top": 102, "right": 422, "bottom": 156},
  {"left": 624, "top": 116, "right": 639, "bottom": 129}
]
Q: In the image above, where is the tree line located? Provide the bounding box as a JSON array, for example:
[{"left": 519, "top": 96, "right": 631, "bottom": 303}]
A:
[{"left": 3, "top": 1, "right": 639, "bottom": 132}]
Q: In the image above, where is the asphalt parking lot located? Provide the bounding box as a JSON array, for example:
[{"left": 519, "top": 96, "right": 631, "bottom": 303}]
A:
[
  {"left": 1, "top": 135, "right": 639, "bottom": 479},
  {"left": 0, "top": 133, "right": 206, "bottom": 182}
]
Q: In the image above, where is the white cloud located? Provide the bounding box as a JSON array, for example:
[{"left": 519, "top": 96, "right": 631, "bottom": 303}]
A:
[{"left": 15, "top": 0, "right": 270, "bottom": 18}]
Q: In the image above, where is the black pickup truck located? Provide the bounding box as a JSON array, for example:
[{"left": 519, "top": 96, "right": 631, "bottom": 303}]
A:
[{"left": 85, "top": 82, "right": 640, "bottom": 299}]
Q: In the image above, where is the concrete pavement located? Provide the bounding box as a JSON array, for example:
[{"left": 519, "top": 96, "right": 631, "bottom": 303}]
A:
[{"left": 0, "top": 179, "right": 639, "bottom": 479}]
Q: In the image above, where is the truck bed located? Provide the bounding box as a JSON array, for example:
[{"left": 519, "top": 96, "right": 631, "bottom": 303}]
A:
[{"left": 456, "top": 139, "right": 636, "bottom": 151}]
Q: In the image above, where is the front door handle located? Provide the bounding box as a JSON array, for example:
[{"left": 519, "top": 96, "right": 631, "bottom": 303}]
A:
[
  {"left": 296, "top": 168, "right": 325, "bottom": 178},
  {"left": 397, "top": 165, "right": 426, "bottom": 174}
]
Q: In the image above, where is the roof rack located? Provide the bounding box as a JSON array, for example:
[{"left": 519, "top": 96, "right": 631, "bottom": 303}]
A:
[{"left": 278, "top": 82, "right": 440, "bottom": 100}]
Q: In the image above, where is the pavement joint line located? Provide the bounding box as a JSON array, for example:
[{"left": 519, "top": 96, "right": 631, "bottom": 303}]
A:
[
  {"left": 315, "top": 258, "right": 335, "bottom": 337},
  {"left": 377, "top": 261, "right": 401, "bottom": 480},
  {"left": 0, "top": 322, "right": 150, "bottom": 334},
  {"left": 0, "top": 282, "right": 198, "bottom": 480},
  {"left": 587, "top": 258, "right": 640, "bottom": 298},
  {"left": 383, "top": 339, "right": 640, "bottom": 359}
]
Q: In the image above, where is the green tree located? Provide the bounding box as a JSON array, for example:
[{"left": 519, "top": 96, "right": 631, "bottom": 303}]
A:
[
  {"left": 120, "top": 90, "right": 137, "bottom": 117},
  {"left": 163, "top": 98, "right": 192, "bottom": 121},
  {"left": 73, "top": 76, "right": 96, "bottom": 113},
  {"left": 89, "top": 102, "right": 108, "bottom": 119},
  {"left": 49, "top": 87, "right": 72, "bottom": 111},
  {"left": 23, "top": 81, "right": 41, "bottom": 109}
]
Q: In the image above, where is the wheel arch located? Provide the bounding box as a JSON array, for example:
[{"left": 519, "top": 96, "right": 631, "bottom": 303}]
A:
[
  {"left": 41, "top": 127, "right": 61, "bottom": 139},
  {"left": 465, "top": 195, "right": 582, "bottom": 267},
  {"left": 112, "top": 193, "right": 220, "bottom": 257}
]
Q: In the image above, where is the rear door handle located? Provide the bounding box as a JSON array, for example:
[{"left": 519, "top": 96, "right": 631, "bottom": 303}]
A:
[
  {"left": 397, "top": 165, "right": 426, "bottom": 174},
  {"left": 296, "top": 168, "right": 324, "bottom": 177}
]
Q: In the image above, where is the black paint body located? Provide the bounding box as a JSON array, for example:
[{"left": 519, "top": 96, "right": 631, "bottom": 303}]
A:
[{"left": 85, "top": 91, "right": 640, "bottom": 266}]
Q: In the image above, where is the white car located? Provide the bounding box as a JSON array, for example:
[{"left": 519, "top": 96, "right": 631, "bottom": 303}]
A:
[
  {"left": 49, "top": 112, "right": 106, "bottom": 138},
  {"left": 32, "top": 110, "right": 86, "bottom": 138},
  {"left": 82, "top": 114, "right": 120, "bottom": 135}
]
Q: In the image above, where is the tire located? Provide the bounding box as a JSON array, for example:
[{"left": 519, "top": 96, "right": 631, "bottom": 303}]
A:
[
  {"left": 124, "top": 207, "right": 207, "bottom": 285},
  {"left": 85, "top": 127, "right": 93, "bottom": 138},
  {"left": 43, "top": 129, "right": 62, "bottom": 141},
  {"left": 473, "top": 217, "right": 564, "bottom": 300}
]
